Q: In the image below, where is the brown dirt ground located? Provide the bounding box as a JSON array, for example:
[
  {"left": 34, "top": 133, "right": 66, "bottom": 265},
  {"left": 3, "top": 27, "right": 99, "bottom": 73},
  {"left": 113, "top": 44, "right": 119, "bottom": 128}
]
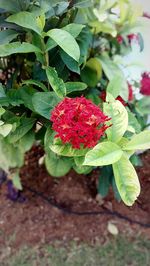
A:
[{"left": 0, "top": 147, "right": 150, "bottom": 252}]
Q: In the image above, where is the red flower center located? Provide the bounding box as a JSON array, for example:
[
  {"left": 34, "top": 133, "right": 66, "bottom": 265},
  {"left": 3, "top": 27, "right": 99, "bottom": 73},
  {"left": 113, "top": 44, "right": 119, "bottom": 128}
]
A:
[{"left": 50, "top": 96, "right": 110, "bottom": 149}]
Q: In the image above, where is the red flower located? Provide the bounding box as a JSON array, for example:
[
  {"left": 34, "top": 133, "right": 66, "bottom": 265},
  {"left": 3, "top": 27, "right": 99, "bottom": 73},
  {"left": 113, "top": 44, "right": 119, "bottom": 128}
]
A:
[
  {"left": 128, "top": 34, "right": 139, "bottom": 43},
  {"left": 128, "top": 84, "right": 134, "bottom": 101},
  {"left": 50, "top": 97, "right": 110, "bottom": 149},
  {"left": 100, "top": 84, "right": 133, "bottom": 105},
  {"left": 140, "top": 72, "right": 150, "bottom": 96},
  {"left": 117, "top": 35, "right": 124, "bottom": 44}
]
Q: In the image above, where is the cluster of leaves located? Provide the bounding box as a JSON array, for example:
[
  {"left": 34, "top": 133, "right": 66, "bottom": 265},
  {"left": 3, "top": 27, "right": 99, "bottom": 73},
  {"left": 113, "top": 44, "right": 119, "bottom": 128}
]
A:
[{"left": 0, "top": 0, "right": 150, "bottom": 206}]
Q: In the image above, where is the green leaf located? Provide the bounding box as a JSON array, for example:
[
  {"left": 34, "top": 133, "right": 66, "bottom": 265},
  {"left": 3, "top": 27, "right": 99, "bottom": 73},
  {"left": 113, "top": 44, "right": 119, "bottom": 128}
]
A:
[
  {"left": 46, "top": 67, "right": 66, "bottom": 98},
  {"left": 45, "top": 150, "right": 72, "bottom": 177},
  {"left": 113, "top": 154, "right": 140, "bottom": 206},
  {"left": 50, "top": 134, "right": 89, "bottom": 157},
  {"left": 22, "top": 80, "right": 48, "bottom": 92},
  {"left": 32, "top": 91, "right": 60, "bottom": 119},
  {"left": 103, "top": 100, "right": 128, "bottom": 143},
  {"left": 60, "top": 50, "right": 80, "bottom": 74},
  {"left": 98, "top": 55, "right": 128, "bottom": 101},
  {"left": 18, "top": 86, "right": 36, "bottom": 111},
  {"left": 136, "top": 97, "right": 150, "bottom": 115},
  {"left": 127, "top": 108, "right": 141, "bottom": 134},
  {"left": 6, "top": 11, "right": 42, "bottom": 35},
  {"left": 83, "top": 141, "right": 123, "bottom": 166},
  {"left": 0, "top": 136, "right": 24, "bottom": 172},
  {"left": 0, "top": 30, "right": 18, "bottom": 45},
  {"left": 89, "top": 20, "right": 117, "bottom": 36},
  {"left": 62, "top": 23, "right": 85, "bottom": 38},
  {"left": 12, "top": 171, "right": 22, "bottom": 190},
  {"left": 65, "top": 82, "right": 87, "bottom": 94},
  {"left": 44, "top": 126, "right": 72, "bottom": 177},
  {"left": 8, "top": 117, "right": 35, "bottom": 143},
  {"left": 0, "top": 107, "right": 5, "bottom": 117},
  {"left": 73, "top": 163, "right": 92, "bottom": 174},
  {"left": 106, "top": 75, "right": 123, "bottom": 99},
  {"left": 0, "top": 0, "right": 28, "bottom": 12},
  {"left": 0, "top": 84, "right": 6, "bottom": 97},
  {"left": 98, "top": 166, "right": 112, "bottom": 197},
  {"left": 19, "top": 130, "right": 35, "bottom": 153},
  {"left": 36, "top": 13, "right": 45, "bottom": 31},
  {"left": 46, "top": 29, "right": 80, "bottom": 61},
  {"left": 81, "top": 58, "right": 102, "bottom": 87},
  {"left": 45, "top": 38, "right": 56, "bottom": 52},
  {"left": 123, "top": 130, "right": 150, "bottom": 151},
  {"left": 74, "top": 156, "right": 92, "bottom": 174},
  {"left": 0, "top": 42, "right": 42, "bottom": 57},
  {"left": 0, "top": 124, "right": 12, "bottom": 137}
]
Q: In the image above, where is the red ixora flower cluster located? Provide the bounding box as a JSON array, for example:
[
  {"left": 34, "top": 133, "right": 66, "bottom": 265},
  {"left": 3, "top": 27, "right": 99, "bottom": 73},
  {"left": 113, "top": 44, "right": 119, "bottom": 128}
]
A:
[
  {"left": 100, "top": 84, "right": 133, "bottom": 106},
  {"left": 50, "top": 97, "right": 110, "bottom": 149},
  {"left": 140, "top": 72, "right": 150, "bottom": 96}
]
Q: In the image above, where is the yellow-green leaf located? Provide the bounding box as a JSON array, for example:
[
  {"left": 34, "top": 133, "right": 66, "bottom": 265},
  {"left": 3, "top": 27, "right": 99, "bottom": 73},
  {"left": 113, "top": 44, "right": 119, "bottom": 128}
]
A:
[
  {"left": 113, "top": 154, "right": 140, "bottom": 206},
  {"left": 103, "top": 100, "right": 128, "bottom": 143},
  {"left": 83, "top": 141, "right": 123, "bottom": 166}
]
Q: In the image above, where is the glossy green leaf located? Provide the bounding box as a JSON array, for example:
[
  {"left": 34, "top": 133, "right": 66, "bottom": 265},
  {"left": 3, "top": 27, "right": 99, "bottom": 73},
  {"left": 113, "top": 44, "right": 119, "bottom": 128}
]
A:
[
  {"left": 123, "top": 130, "right": 150, "bottom": 151},
  {"left": 6, "top": 11, "right": 42, "bottom": 35},
  {"left": 103, "top": 100, "right": 128, "bottom": 143},
  {"left": 62, "top": 23, "right": 85, "bottom": 38},
  {"left": 46, "top": 67, "right": 66, "bottom": 98},
  {"left": 83, "top": 141, "right": 123, "bottom": 166},
  {"left": 0, "top": 42, "right": 42, "bottom": 57},
  {"left": 65, "top": 82, "right": 87, "bottom": 94},
  {"left": 32, "top": 91, "right": 60, "bottom": 119},
  {"left": 46, "top": 29, "right": 80, "bottom": 61},
  {"left": 60, "top": 50, "right": 80, "bottom": 74},
  {"left": 113, "top": 154, "right": 140, "bottom": 206}
]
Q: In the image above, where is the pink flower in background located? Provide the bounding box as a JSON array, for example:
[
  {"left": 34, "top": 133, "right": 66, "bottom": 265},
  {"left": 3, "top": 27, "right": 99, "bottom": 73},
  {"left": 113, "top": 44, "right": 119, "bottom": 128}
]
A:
[
  {"left": 140, "top": 72, "right": 150, "bottom": 96},
  {"left": 50, "top": 97, "right": 110, "bottom": 149}
]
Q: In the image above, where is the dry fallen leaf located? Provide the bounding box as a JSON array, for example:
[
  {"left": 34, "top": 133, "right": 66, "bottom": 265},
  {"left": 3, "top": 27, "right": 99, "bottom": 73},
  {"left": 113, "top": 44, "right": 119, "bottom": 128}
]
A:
[{"left": 107, "top": 222, "right": 119, "bottom": 235}]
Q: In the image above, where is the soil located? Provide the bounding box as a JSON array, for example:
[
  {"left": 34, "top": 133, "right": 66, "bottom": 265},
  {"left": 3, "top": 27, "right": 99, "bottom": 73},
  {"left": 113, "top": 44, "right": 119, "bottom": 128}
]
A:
[{"left": 0, "top": 146, "right": 150, "bottom": 252}]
